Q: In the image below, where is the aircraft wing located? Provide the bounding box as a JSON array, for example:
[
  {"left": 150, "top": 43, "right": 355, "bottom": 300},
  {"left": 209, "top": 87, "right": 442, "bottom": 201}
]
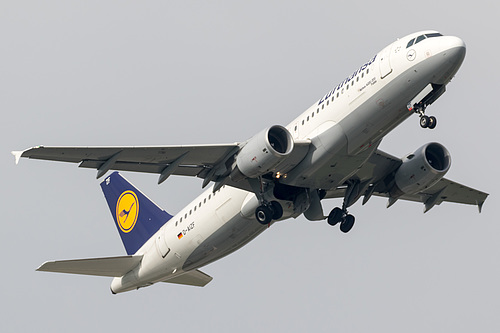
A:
[
  {"left": 13, "top": 140, "right": 311, "bottom": 192},
  {"left": 324, "top": 149, "right": 488, "bottom": 212},
  {"left": 13, "top": 144, "right": 240, "bottom": 182}
]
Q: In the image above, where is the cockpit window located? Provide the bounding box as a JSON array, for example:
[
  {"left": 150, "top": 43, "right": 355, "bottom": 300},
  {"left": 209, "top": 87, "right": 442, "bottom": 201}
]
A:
[
  {"left": 415, "top": 35, "right": 426, "bottom": 44},
  {"left": 425, "top": 33, "right": 443, "bottom": 38},
  {"left": 407, "top": 33, "right": 442, "bottom": 49}
]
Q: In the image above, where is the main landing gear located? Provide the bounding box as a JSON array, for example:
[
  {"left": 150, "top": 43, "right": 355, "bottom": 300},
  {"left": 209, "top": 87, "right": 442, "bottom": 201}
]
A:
[
  {"left": 411, "top": 102, "right": 437, "bottom": 129},
  {"left": 327, "top": 207, "right": 355, "bottom": 233},
  {"left": 325, "top": 180, "right": 364, "bottom": 233},
  {"left": 255, "top": 201, "right": 283, "bottom": 225}
]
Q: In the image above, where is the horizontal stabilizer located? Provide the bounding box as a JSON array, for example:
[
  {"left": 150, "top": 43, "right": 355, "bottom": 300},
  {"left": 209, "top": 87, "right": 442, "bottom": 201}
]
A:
[
  {"left": 37, "top": 255, "right": 143, "bottom": 277},
  {"left": 162, "top": 269, "right": 213, "bottom": 287}
]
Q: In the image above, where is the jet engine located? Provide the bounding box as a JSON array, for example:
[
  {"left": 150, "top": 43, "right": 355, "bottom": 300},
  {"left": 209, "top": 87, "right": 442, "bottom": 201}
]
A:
[
  {"left": 231, "top": 125, "right": 294, "bottom": 180},
  {"left": 392, "top": 142, "right": 451, "bottom": 195}
]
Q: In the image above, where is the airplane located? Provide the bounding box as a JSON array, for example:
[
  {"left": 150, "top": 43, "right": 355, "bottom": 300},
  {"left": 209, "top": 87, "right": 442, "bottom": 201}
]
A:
[{"left": 12, "top": 31, "right": 488, "bottom": 293}]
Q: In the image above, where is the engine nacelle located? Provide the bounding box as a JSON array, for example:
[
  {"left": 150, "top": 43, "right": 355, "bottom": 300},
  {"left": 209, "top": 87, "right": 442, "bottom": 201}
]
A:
[
  {"left": 232, "top": 125, "right": 294, "bottom": 180},
  {"left": 393, "top": 142, "right": 451, "bottom": 195}
]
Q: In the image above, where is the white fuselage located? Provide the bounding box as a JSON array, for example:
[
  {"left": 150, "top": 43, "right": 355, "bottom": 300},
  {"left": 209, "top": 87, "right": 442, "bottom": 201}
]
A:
[{"left": 110, "top": 31, "right": 466, "bottom": 293}]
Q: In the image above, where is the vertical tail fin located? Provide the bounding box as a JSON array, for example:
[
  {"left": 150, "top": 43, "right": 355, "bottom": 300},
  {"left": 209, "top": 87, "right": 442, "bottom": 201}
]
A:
[{"left": 100, "top": 172, "right": 173, "bottom": 255}]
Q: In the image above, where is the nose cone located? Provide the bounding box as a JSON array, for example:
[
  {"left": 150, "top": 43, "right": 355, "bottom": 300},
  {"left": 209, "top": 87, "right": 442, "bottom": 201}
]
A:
[
  {"left": 432, "top": 36, "right": 466, "bottom": 84},
  {"left": 444, "top": 36, "right": 466, "bottom": 64}
]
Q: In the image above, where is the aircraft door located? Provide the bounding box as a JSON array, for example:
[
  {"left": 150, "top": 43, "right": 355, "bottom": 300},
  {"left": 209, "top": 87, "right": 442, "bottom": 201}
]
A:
[
  {"left": 156, "top": 231, "right": 170, "bottom": 258},
  {"left": 379, "top": 45, "right": 393, "bottom": 79}
]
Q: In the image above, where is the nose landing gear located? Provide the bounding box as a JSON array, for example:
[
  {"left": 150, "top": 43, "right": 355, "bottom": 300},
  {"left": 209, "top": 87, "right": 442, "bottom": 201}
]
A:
[
  {"left": 410, "top": 102, "right": 437, "bottom": 129},
  {"left": 419, "top": 115, "right": 437, "bottom": 129}
]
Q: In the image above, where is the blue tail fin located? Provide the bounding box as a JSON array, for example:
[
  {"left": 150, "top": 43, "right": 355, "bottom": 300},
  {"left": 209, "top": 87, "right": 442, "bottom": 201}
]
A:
[{"left": 100, "top": 172, "right": 173, "bottom": 255}]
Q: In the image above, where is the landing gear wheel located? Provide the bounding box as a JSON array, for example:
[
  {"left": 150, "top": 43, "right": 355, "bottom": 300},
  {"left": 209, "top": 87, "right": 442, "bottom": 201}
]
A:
[
  {"left": 269, "top": 201, "right": 283, "bottom": 220},
  {"left": 327, "top": 207, "right": 344, "bottom": 226},
  {"left": 340, "top": 214, "right": 355, "bottom": 233},
  {"left": 428, "top": 116, "right": 437, "bottom": 129},
  {"left": 255, "top": 205, "right": 273, "bottom": 225},
  {"left": 420, "top": 115, "right": 430, "bottom": 128}
]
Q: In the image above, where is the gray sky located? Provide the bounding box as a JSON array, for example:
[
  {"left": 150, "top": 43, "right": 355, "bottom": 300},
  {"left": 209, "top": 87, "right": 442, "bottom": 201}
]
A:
[{"left": 3, "top": 1, "right": 499, "bottom": 332}]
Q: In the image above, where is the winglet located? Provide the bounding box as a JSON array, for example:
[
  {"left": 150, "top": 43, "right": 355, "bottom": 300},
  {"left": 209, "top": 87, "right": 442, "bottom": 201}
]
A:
[{"left": 11, "top": 150, "right": 23, "bottom": 165}]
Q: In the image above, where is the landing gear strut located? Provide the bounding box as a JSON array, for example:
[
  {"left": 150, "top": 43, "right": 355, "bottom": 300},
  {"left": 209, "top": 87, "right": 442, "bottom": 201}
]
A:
[
  {"left": 326, "top": 180, "right": 361, "bottom": 233},
  {"left": 412, "top": 102, "right": 437, "bottom": 129}
]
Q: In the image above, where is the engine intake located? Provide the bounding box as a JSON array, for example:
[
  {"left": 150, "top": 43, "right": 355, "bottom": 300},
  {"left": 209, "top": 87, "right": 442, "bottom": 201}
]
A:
[
  {"left": 393, "top": 142, "right": 451, "bottom": 195},
  {"left": 231, "top": 125, "right": 294, "bottom": 180}
]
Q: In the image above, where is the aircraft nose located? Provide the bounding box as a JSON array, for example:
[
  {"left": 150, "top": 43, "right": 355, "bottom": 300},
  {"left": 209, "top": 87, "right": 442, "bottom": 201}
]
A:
[
  {"left": 431, "top": 35, "right": 466, "bottom": 84},
  {"left": 443, "top": 36, "right": 466, "bottom": 63}
]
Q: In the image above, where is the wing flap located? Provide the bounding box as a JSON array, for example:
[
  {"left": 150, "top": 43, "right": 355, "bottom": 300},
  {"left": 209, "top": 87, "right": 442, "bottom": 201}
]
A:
[
  {"left": 37, "top": 255, "right": 143, "bottom": 277},
  {"left": 162, "top": 269, "right": 213, "bottom": 287},
  {"left": 78, "top": 160, "right": 204, "bottom": 176}
]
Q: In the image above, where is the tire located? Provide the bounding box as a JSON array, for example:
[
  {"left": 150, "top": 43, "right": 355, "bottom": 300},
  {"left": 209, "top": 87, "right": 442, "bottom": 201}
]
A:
[
  {"left": 428, "top": 116, "right": 437, "bottom": 129},
  {"left": 340, "top": 214, "right": 355, "bottom": 233},
  {"left": 420, "top": 115, "right": 430, "bottom": 128},
  {"left": 327, "top": 207, "right": 343, "bottom": 226},
  {"left": 255, "top": 205, "right": 273, "bottom": 225},
  {"left": 270, "top": 201, "right": 283, "bottom": 220}
]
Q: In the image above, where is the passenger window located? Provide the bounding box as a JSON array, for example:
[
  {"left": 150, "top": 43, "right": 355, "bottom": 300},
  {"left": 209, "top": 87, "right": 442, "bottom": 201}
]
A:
[{"left": 407, "top": 38, "right": 415, "bottom": 48}]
